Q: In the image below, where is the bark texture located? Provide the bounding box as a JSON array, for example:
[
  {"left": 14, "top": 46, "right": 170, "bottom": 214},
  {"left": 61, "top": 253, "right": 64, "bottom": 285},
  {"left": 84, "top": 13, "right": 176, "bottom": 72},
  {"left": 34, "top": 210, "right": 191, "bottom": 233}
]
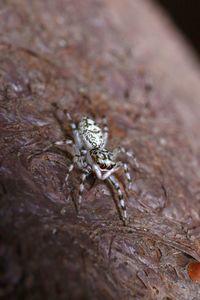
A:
[{"left": 1, "top": 0, "right": 200, "bottom": 299}]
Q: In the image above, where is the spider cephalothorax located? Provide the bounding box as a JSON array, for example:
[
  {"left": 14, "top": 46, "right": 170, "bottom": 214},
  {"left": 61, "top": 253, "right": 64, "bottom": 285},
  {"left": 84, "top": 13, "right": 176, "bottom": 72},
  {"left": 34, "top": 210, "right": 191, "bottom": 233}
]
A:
[
  {"left": 34, "top": 109, "right": 139, "bottom": 225},
  {"left": 90, "top": 148, "right": 116, "bottom": 170}
]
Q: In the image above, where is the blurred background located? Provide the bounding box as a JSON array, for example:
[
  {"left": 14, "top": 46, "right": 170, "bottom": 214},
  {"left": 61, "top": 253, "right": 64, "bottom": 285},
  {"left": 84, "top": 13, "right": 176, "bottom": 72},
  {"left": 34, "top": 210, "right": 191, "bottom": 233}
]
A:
[{"left": 157, "top": 0, "right": 200, "bottom": 56}]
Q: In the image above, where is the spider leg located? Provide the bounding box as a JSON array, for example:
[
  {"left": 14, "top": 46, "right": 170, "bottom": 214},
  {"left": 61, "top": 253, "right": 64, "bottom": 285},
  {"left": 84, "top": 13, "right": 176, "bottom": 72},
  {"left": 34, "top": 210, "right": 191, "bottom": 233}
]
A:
[
  {"left": 28, "top": 139, "right": 74, "bottom": 160},
  {"left": 113, "top": 147, "right": 139, "bottom": 169},
  {"left": 108, "top": 174, "right": 127, "bottom": 224},
  {"left": 52, "top": 103, "right": 82, "bottom": 150},
  {"left": 63, "top": 153, "right": 85, "bottom": 187},
  {"left": 123, "top": 163, "right": 132, "bottom": 190},
  {"left": 75, "top": 149, "right": 88, "bottom": 170},
  {"left": 64, "top": 110, "right": 83, "bottom": 149},
  {"left": 92, "top": 161, "right": 122, "bottom": 180},
  {"left": 101, "top": 162, "right": 122, "bottom": 180},
  {"left": 63, "top": 161, "right": 75, "bottom": 187},
  {"left": 78, "top": 172, "right": 88, "bottom": 204}
]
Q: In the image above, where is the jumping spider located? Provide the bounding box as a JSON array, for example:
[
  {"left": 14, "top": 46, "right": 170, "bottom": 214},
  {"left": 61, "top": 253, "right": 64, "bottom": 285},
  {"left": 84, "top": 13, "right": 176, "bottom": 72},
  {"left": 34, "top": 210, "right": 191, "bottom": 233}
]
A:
[{"left": 35, "top": 108, "right": 139, "bottom": 225}]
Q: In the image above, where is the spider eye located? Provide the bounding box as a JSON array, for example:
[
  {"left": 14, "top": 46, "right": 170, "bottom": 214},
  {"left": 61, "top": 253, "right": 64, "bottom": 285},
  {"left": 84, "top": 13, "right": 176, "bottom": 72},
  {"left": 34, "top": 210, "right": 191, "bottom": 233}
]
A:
[
  {"left": 100, "top": 164, "right": 106, "bottom": 169},
  {"left": 108, "top": 165, "right": 114, "bottom": 170}
]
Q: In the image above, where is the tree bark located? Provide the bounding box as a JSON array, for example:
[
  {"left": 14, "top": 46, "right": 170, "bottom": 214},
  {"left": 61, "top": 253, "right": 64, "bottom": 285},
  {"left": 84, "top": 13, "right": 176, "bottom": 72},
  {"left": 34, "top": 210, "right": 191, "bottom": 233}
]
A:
[{"left": 1, "top": 0, "right": 200, "bottom": 299}]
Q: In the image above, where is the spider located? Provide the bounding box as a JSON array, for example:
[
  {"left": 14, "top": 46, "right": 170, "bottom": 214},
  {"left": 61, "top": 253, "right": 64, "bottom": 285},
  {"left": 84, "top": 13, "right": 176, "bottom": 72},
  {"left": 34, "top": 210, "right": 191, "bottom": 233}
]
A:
[{"left": 35, "top": 108, "right": 139, "bottom": 225}]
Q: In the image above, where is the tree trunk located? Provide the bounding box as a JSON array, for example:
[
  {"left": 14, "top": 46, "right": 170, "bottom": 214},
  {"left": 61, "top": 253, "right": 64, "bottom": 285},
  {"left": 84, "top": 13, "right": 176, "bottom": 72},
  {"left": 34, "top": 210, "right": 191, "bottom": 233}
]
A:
[{"left": 1, "top": 0, "right": 200, "bottom": 299}]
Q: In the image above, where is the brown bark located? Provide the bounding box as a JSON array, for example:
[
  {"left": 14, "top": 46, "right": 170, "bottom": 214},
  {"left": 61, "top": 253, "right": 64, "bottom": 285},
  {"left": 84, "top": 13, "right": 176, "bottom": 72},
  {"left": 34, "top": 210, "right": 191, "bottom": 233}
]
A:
[{"left": 1, "top": 0, "right": 200, "bottom": 299}]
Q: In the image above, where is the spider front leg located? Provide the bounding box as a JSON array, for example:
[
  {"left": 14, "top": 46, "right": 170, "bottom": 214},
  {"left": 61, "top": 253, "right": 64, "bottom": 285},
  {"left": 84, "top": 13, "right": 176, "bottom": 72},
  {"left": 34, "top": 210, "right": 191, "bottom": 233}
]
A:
[
  {"left": 108, "top": 174, "right": 127, "bottom": 225},
  {"left": 92, "top": 162, "right": 122, "bottom": 180}
]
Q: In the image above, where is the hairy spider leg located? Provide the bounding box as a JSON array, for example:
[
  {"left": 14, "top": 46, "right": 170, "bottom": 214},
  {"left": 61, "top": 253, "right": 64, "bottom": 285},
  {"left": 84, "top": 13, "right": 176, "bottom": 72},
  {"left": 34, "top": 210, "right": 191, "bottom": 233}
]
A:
[
  {"left": 64, "top": 111, "right": 88, "bottom": 176},
  {"left": 64, "top": 110, "right": 83, "bottom": 150},
  {"left": 89, "top": 153, "right": 122, "bottom": 180},
  {"left": 101, "top": 161, "right": 122, "bottom": 180},
  {"left": 63, "top": 153, "right": 84, "bottom": 187},
  {"left": 113, "top": 147, "right": 138, "bottom": 190},
  {"left": 123, "top": 163, "right": 132, "bottom": 190},
  {"left": 78, "top": 172, "right": 88, "bottom": 204},
  {"left": 108, "top": 175, "right": 127, "bottom": 224},
  {"left": 113, "top": 147, "right": 139, "bottom": 169},
  {"left": 28, "top": 139, "right": 74, "bottom": 160},
  {"left": 63, "top": 162, "right": 75, "bottom": 186}
]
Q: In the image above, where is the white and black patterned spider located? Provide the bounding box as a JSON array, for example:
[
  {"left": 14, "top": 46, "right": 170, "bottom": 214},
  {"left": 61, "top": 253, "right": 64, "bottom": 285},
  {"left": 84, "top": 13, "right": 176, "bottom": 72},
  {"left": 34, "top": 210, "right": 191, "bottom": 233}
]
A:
[{"left": 36, "top": 108, "right": 139, "bottom": 225}]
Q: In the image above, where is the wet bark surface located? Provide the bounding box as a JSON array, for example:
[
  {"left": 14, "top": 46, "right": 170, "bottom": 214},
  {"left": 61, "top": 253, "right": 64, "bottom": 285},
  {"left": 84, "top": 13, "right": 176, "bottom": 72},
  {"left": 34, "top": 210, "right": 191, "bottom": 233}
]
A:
[{"left": 1, "top": 0, "right": 200, "bottom": 299}]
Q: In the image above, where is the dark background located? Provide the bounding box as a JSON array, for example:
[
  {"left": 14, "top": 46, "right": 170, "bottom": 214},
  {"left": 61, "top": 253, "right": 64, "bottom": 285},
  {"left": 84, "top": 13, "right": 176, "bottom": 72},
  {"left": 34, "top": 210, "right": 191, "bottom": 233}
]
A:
[{"left": 157, "top": 0, "right": 200, "bottom": 56}]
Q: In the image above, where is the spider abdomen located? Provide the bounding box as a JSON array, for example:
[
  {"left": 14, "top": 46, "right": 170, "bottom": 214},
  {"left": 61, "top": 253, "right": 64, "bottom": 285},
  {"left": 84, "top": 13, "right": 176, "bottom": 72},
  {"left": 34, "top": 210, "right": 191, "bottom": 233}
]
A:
[{"left": 78, "top": 117, "right": 104, "bottom": 149}]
